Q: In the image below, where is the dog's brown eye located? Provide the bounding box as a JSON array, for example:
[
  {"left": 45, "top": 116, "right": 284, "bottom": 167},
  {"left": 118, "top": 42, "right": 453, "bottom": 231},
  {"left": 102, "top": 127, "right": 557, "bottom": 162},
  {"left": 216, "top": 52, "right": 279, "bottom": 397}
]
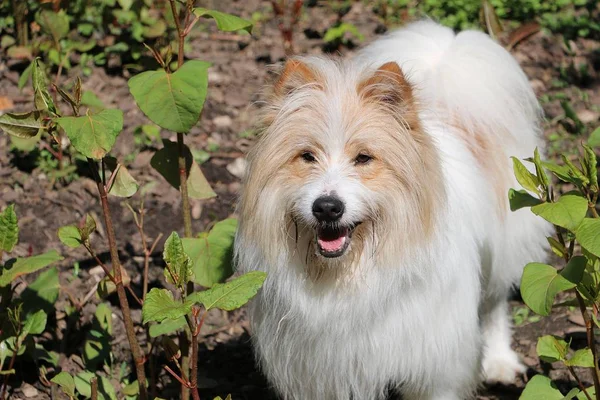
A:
[
  {"left": 355, "top": 153, "right": 372, "bottom": 165},
  {"left": 301, "top": 152, "right": 316, "bottom": 163}
]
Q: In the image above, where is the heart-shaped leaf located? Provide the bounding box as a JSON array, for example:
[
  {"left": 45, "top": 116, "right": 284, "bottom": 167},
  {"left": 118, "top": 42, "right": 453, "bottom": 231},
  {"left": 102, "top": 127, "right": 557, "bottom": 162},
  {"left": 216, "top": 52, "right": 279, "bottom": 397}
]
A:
[
  {"left": 187, "top": 271, "right": 266, "bottom": 311},
  {"left": 520, "top": 375, "right": 563, "bottom": 400},
  {"left": 565, "top": 348, "right": 594, "bottom": 368},
  {"left": 0, "top": 111, "right": 42, "bottom": 139},
  {"left": 142, "top": 288, "right": 192, "bottom": 324},
  {"left": 530, "top": 193, "right": 588, "bottom": 231},
  {"left": 576, "top": 218, "right": 600, "bottom": 258},
  {"left": 104, "top": 158, "right": 138, "bottom": 197},
  {"left": 536, "top": 335, "right": 568, "bottom": 363},
  {"left": 128, "top": 60, "right": 210, "bottom": 133},
  {"left": 36, "top": 10, "right": 69, "bottom": 41},
  {"left": 193, "top": 8, "right": 253, "bottom": 33},
  {"left": 183, "top": 219, "right": 237, "bottom": 287},
  {"left": 520, "top": 257, "right": 586, "bottom": 316},
  {"left": 150, "top": 140, "right": 216, "bottom": 199},
  {"left": 55, "top": 109, "right": 123, "bottom": 159},
  {"left": 58, "top": 225, "right": 82, "bottom": 248},
  {"left": 149, "top": 317, "right": 187, "bottom": 338},
  {"left": 51, "top": 371, "right": 76, "bottom": 398},
  {"left": 0, "top": 204, "right": 18, "bottom": 253}
]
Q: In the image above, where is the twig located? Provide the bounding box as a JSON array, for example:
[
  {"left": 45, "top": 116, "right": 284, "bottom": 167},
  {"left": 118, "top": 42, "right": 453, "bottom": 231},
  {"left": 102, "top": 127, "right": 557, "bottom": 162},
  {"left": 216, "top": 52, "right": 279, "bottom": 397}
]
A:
[
  {"left": 87, "top": 158, "right": 148, "bottom": 399},
  {"left": 567, "top": 364, "right": 593, "bottom": 400},
  {"left": 575, "top": 291, "right": 600, "bottom": 398},
  {"left": 90, "top": 377, "right": 98, "bottom": 400}
]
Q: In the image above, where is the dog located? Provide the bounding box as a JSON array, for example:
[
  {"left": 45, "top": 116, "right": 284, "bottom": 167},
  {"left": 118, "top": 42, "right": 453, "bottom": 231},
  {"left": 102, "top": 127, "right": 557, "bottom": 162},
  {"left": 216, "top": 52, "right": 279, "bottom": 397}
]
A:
[{"left": 234, "top": 20, "right": 552, "bottom": 400}]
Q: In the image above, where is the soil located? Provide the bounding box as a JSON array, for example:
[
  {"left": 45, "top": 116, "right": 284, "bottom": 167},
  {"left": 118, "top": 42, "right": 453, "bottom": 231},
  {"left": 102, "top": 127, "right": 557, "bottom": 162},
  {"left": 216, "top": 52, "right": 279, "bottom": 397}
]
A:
[{"left": 1, "top": 1, "right": 600, "bottom": 399}]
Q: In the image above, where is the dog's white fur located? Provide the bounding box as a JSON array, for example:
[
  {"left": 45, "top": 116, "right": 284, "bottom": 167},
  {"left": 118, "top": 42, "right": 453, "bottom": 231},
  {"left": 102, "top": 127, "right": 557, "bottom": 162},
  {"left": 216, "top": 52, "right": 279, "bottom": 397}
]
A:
[{"left": 235, "top": 21, "right": 552, "bottom": 400}]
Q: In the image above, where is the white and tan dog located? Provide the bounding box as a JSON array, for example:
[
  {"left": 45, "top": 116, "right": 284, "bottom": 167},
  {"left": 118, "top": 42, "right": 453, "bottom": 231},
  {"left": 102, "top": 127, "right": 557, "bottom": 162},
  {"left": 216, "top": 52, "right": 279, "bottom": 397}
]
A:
[{"left": 235, "top": 20, "right": 551, "bottom": 400}]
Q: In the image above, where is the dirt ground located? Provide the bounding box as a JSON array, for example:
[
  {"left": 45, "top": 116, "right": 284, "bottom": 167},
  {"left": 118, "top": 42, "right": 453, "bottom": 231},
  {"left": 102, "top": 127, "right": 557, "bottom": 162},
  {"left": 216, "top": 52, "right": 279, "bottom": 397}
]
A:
[{"left": 1, "top": 1, "right": 600, "bottom": 399}]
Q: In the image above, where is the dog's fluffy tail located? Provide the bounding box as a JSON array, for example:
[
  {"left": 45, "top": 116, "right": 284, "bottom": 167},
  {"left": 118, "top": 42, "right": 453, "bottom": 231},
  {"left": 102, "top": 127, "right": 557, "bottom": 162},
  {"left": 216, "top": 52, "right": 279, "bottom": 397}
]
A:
[{"left": 358, "top": 20, "right": 543, "bottom": 158}]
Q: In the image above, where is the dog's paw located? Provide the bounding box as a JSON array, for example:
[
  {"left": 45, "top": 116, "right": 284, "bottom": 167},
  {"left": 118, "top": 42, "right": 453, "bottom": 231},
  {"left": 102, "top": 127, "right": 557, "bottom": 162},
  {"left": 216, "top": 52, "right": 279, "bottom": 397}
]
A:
[{"left": 483, "top": 350, "right": 526, "bottom": 385}]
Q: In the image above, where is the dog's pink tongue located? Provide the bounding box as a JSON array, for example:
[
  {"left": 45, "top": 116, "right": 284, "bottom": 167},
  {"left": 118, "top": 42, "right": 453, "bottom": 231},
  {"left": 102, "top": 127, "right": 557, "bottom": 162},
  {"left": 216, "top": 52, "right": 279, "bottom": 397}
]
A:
[{"left": 318, "top": 236, "right": 345, "bottom": 252}]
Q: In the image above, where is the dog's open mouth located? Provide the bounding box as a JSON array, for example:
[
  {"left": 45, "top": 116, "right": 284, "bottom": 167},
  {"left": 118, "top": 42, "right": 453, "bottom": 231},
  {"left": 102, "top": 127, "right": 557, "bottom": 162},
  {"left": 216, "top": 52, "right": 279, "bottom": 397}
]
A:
[{"left": 316, "top": 224, "right": 359, "bottom": 258}]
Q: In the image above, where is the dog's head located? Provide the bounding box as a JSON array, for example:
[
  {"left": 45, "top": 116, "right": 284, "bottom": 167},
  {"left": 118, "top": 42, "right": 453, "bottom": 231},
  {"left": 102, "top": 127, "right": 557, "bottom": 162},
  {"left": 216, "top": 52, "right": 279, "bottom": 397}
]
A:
[{"left": 237, "top": 57, "right": 444, "bottom": 277}]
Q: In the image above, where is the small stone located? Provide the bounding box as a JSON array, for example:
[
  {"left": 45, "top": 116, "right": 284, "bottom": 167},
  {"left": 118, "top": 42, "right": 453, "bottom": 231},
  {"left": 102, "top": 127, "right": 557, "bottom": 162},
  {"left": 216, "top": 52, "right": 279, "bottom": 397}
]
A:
[
  {"left": 568, "top": 313, "right": 585, "bottom": 327},
  {"left": 523, "top": 356, "right": 538, "bottom": 367},
  {"left": 21, "top": 383, "right": 39, "bottom": 398},
  {"left": 577, "top": 109, "right": 599, "bottom": 124},
  {"left": 226, "top": 157, "right": 247, "bottom": 179},
  {"left": 213, "top": 115, "right": 232, "bottom": 130},
  {"left": 191, "top": 200, "right": 202, "bottom": 220}
]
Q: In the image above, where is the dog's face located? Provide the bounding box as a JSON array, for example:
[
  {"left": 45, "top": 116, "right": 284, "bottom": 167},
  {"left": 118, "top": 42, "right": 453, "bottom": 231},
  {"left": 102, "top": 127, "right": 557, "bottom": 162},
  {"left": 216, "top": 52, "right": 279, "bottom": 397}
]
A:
[{"left": 237, "top": 58, "right": 443, "bottom": 275}]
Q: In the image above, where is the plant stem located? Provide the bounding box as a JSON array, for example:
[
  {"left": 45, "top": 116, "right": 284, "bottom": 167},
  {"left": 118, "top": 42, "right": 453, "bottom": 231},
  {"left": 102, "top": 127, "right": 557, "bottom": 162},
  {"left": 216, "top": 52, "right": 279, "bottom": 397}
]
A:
[
  {"left": 87, "top": 158, "right": 148, "bottom": 400},
  {"left": 178, "top": 132, "right": 193, "bottom": 238},
  {"left": 567, "top": 364, "right": 593, "bottom": 400},
  {"left": 168, "top": 3, "right": 195, "bottom": 397},
  {"left": 576, "top": 291, "right": 600, "bottom": 399},
  {"left": 90, "top": 377, "right": 98, "bottom": 400}
]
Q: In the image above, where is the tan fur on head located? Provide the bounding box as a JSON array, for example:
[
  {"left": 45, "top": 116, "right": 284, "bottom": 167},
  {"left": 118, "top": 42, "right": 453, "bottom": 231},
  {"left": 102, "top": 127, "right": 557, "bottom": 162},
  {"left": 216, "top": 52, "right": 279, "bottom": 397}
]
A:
[{"left": 237, "top": 57, "right": 445, "bottom": 282}]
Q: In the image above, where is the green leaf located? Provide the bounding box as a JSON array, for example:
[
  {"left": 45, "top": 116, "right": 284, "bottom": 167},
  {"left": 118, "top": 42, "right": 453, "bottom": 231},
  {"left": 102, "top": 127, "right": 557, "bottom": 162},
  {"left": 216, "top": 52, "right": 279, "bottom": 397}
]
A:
[
  {"left": 323, "top": 22, "right": 364, "bottom": 43},
  {"left": 183, "top": 219, "right": 237, "bottom": 287},
  {"left": 58, "top": 225, "right": 82, "bottom": 248},
  {"left": 533, "top": 148, "right": 549, "bottom": 188},
  {"left": 512, "top": 157, "right": 540, "bottom": 195},
  {"left": 0, "top": 250, "right": 63, "bottom": 287},
  {"left": 576, "top": 219, "right": 600, "bottom": 258},
  {"left": 547, "top": 237, "right": 567, "bottom": 259},
  {"left": 149, "top": 316, "right": 187, "bottom": 338},
  {"left": 21, "top": 267, "right": 60, "bottom": 314},
  {"left": 562, "top": 155, "right": 589, "bottom": 186},
  {"left": 582, "top": 144, "right": 598, "bottom": 192},
  {"left": 106, "top": 161, "right": 139, "bottom": 198},
  {"left": 36, "top": 10, "right": 69, "bottom": 41},
  {"left": 32, "top": 59, "right": 57, "bottom": 115},
  {"left": 187, "top": 271, "right": 267, "bottom": 311},
  {"left": 542, "top": 160, "right": 575, "bottom": 184},
  {"left": 0, "top": 111, "right": 43, "bottom": 139},
  {"left": 0, "top": 204, "right": 18, "bottom": 253},
  {"left": 589, "top": 127, "right": 600, "bottom": 148},
  {"left": 508, "top": 189, "right": 543, "bottom": 211},
  {"left": 142, "top": 19, "right": 167, "bottom": 38},
  {"left": 128, "top": 60, "right": 210, "bottom": 133},
  {"left": 150, "top": 140, "right": 216, "bottom": 199},
  {"left": 123, "top": 380, "right": 140, "bottom": 396},
  {"left": 519, "top": 375, "right": 563, "bottom": 400},
  {"left": 562, "top": 256, "right": 587, "bottom": 285},
  {"left": 74, "top": 371, "right": 117, "bottom": 400},
  {"left": 55, "top": 109, "right": 123, "bottom": 159},
  {"left": 193, "top": 8, "right": 253, "bottom": 33},
  {"left": 565, "top": 348, "right": 594, "bottom": 367},
  {"left": 18, "top": 60, "right": 33, "bottom": 90},
  {"left": 536, "top": 335, "right": 568, "bottom": 363},
  {"left": 81, "top": 91, "right": 105, "bottom": 109},
  {"left": 142, "top": 288, "right": 192, "bottom": 324},
  {"left": 22, "top": 309, "right": 47, "bottom": 336},
  {"left": 163, "top": 232, "right": 193, "bottom": 287},
  {"left": 531, "top": 193, "right": 588, "bottom": 231},
  {"left": 51, "top": 372, "right": 76, "bottom": 398},
  {"left": 80, "top": 214, "right": 96, "bottom": 242},
  {"left": 520, "top": 259, "right": 583, "bottom": 316}
]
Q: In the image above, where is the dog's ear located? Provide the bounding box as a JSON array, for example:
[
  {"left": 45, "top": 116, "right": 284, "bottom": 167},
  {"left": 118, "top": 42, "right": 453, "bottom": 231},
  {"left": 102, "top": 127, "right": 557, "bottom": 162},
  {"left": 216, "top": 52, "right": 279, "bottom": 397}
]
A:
[
  {"left": 357, "top": 62, "right": 413, "bottom": 106},
  {"left": 274, "top": 59, "right": 319, "bottom": 97}
]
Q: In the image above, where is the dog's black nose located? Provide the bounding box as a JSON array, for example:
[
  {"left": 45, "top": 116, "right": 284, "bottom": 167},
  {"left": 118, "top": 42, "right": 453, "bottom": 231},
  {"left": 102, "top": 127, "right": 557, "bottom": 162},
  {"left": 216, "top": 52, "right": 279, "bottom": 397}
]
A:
[{"left": 312, "top": 196, "right": 345, "bottom": 222}]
